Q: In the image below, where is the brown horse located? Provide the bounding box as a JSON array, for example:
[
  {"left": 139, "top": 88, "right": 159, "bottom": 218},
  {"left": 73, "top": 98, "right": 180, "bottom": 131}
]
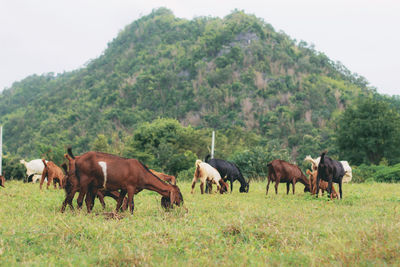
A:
[
  {"left": 150, "top": 169, "right": 176, "bottom": 185},
  {"left": 40, "top": 160, "right": 65, "bottom": 189},
  {"left": 306, "top": 169, "right": 339, "bottom": 199},
  {"left": 266, "top": 159, "right": 310, "bottom": 195},
  {"left": 60, "top": 153, "right": 128, "bottom": 212},
  {"left": 66, "top": 148, "right": 183, "bottom": 214}
]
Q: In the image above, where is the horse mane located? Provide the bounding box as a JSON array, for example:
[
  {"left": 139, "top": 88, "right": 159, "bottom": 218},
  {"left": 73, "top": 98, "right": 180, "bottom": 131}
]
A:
[
  {"left": 137, "top": 160, "right": 170, "bottom": 186},
  {"left": 320, "top": 151, "right": 327, "bottom": 164},
  {"left": 94, "top": 151, "right": 130, "bottom": 160}
]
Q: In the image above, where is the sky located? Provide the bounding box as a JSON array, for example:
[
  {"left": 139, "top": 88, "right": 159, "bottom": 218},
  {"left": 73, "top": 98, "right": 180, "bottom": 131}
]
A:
[{"left": 0, "top": 0, "right": 399, "bottom": 96}]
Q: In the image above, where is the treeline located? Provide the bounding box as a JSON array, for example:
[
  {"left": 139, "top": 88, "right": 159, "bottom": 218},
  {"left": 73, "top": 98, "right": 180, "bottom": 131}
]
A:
[{"left": 4, "top": 92, "right": 400, "bottom": 182}]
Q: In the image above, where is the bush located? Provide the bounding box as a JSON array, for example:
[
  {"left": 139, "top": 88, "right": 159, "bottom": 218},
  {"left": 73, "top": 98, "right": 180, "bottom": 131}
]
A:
[
  {"left": 373, "top": 163, "right": 400, "bottom": 183},
  {"left": 352, "top": 164, "right": 378, "bottom": 183},
  {"left": 177, "top": 166, "right": 196, "bottom": 182},
  {"left": 2, "top": 153, "right": 26, "bottom": 180},
  {"left": 352, "top": 164, "right": 400, "bottom": 183}
]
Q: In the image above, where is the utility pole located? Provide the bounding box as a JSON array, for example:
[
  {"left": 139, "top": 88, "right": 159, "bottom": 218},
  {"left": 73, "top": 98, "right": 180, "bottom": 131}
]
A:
[{"left": 211, "top": 130, "right": 215, "bottom": 159}]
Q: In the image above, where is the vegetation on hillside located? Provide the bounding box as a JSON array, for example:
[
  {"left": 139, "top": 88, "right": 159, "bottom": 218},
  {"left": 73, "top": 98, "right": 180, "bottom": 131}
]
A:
[{"left": 1, "top": 8, "right": 399, "bottom": 180}]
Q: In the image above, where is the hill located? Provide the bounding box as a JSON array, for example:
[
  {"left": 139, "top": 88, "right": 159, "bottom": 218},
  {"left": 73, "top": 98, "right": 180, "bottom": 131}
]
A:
[{"left": 0, "top": 8, "right": 374, "bottom": 170}]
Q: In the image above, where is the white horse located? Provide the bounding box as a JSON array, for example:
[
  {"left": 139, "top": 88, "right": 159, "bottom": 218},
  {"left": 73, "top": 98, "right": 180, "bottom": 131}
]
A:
[
  {"left": 20, "top": 159, "right": 48, "bottom": 183},
  {"left": 191, "top": 160, "right": 229, "bottom": 194}
]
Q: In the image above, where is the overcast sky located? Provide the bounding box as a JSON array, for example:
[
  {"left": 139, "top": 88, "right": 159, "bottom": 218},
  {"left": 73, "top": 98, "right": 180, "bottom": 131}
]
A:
[{"left": 0, "top": 0, "right": 399, "bottom": 95}]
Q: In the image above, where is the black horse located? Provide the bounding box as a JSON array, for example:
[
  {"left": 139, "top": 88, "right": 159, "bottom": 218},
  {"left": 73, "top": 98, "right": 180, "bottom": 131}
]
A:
[
  {"left": 316, "top": 151, "right": 345, "bottom": 199},
  {"left": 205, "top": 155, "right": 249, "bottom": 193}
]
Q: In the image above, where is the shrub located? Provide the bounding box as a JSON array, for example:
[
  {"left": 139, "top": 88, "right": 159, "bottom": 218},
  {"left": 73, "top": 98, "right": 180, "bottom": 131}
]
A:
[
  {"left": 352, "top": 164, "right": 400, "bottom": 183},
  {"left": 373, "top": 163, "right": 400, "bottom": 183},
  {"left": 2, "top": 153, "right": 26, "bottom": 180},
  {"left": 177, "top": 166, "right": 196, "bottom": 182}
]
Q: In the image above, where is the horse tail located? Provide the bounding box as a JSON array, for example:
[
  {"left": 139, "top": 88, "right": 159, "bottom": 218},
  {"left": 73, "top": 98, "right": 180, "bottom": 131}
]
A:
[
  {"left": 267, "top": 162, "right": 277, "bottom": 183},
  {"left": 194, "top": 160, "right": 202, "bottom": 179},
  {"left": 205, "top": 154, "right": 211, "bottom": 163},
  {"left": 42, "top": 159, "right": 48, "bottom": 168},
  {"left": 67, "top": 147, "right": 75, "bottom": 159}
]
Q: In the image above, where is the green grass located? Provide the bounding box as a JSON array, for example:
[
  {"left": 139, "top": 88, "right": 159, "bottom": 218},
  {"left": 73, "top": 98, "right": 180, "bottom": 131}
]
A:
[{"left": 1, "top": 181, "right": 399, "bottom": 266}]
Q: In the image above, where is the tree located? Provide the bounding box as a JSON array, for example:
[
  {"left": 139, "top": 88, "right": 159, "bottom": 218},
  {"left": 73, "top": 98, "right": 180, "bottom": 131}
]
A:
[
  {"left": 336, "top": 95, "right": 400, "bottom": 165},
  {"left": 124, "top": 118, "right": 204, "bottom": 175},
  {"left": 91, "top": 134, "right": 110, "bottom": 153}
]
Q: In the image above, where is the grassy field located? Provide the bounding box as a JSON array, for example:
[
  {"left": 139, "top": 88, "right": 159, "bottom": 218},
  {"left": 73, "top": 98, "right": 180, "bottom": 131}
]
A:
[{"left": 0, "top": 180, "right": 399, "bottom": 266}]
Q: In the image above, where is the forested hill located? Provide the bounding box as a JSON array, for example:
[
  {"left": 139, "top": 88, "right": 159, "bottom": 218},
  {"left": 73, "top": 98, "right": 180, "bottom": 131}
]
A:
[{"left": 0, "top": 8, "right": 373, "bottom": 166}]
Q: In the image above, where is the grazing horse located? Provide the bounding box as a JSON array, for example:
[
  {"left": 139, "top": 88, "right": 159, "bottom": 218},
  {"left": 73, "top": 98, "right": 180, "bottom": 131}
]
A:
[
  {"left": 305, "top": 155, "right": 352, "bottom": 183},
  {"left": 191, "top": 160, "right": 229, "bottom": 194},
  {"left": 149, "top": 169, "right": 176, "bottom": 185},
  {"left": 306, "top": 169, "right": 339, "bottom": 199},
  {"left": 20, "top": 159, "right": 47, "bottom": 183},
  {"left": 64, "top": 148, "right": 183, "bottom": 214},
  {"left": 266, "top": 159, "right": 310, "bottom": 195},
  {"left": 60, "top": 156, "right": 128, "bottom": 212},
  {"left": 205, "top": 155, "right": 249, "bottom": 193},
  {"left": 316, "top": 152, "right": 345, "bottom": 199},
  {"left": 40, "top": 159, "right": 65, "bottom": 189}
]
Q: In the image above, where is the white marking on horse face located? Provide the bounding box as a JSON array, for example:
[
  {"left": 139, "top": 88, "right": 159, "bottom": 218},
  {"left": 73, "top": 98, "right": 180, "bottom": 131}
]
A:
[{"left": 98, "top": 161, "right": 107, "bottom": 188}]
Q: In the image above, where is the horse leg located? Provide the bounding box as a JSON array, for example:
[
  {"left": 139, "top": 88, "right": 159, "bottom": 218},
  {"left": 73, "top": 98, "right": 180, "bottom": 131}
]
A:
[
  {"left": 328, "top": 178, "right": 333, "bottom": 200},
  {"left": 61, "top": 187, "right": 78, "bottom": 212},
  {"left": 200, "top": 182, "right": 204, "bottom": 194},
  {"left": 39, "top": 173, "right": 46, "bottom": 190},
  {"left": 339, "top": 180, "right": 343, "bottom": 199},
  {"left": 97, "top": 191, "right": 106, "bottom": 209},
  {"left": 115, "top": 190, "right": 127, "bottom": 212},
  {"left": 216, "top": 183, "right": 221, "bottom": 194},
  {"left": 76, "top": 189, "right": 87, "bottom": 210},
  {"left": 286, "top": 182, "right": 290, "bottom": 194},
  {"left": 230, "top": 177, "right": 233, "bottom": 193},
  {"left": 122, "top": 196, "right": 129, "bottom": 211},
  {"left": 88, "top": 186, "right": 98, "bottom": 212},
  {"left": 266, "top": 178, "right": 271, "bottom": 195},
  {"left": 205, "top": 180, "right": 211, "bottom": 194},
  {"left": 206, "top": 179, "right": 214, "bottom": 194},
  {"left": 47, "top": 177, "right": 53, "bottom": 190},
  {"left": 127, "top": 186, "right": 135, "bottom": 214},
  {"left": 85, "top": 189, "right": 93, "bottom": 213},
  {"left": 191, "top": 177, "right": 197, "bottom": 194},
  {"left": 292, "top": 179, "right": 296, "bottom": 194},
  {"left": 275, "top": 182, "right": 279, "bottom": 194}
]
